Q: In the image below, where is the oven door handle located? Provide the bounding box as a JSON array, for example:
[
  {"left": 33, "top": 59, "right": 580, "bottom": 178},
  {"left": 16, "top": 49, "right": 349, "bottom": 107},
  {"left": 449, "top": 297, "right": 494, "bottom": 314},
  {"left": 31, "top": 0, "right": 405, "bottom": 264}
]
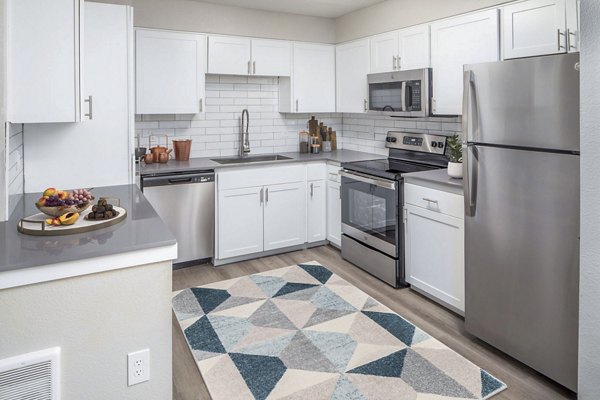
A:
[{"left": 340, "top": 170, "right": 397, "bottom": 190}]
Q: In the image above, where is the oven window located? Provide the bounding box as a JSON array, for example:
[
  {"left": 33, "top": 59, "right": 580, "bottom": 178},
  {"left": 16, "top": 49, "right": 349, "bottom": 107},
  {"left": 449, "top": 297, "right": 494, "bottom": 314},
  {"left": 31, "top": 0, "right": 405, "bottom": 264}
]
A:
[
  {"left": 341, "top": 176, "right": 397, "bottom": 247},
  {"left": 369, "top": 82, "right": 402, "bottom": 112}
]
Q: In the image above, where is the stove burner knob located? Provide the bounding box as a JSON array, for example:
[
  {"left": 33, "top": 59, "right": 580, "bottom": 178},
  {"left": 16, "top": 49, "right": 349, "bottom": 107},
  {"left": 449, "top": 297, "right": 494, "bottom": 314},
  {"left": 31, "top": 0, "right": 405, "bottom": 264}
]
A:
[
  {"left": 438, "top": 142, "right": 445, "bottom": 148},
  {"left": 390, "top": 137, "right": 397, "bottom": 143},
  {"left": 432, "top": 142, "right": 438, "bottom": 148}
]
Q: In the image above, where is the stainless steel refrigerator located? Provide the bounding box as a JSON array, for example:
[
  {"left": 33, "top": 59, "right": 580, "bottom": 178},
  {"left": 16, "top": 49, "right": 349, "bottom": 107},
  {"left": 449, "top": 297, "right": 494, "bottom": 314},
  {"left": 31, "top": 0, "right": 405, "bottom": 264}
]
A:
[{"left": 463, "top": 53, "right": 580, "bottom": 392}]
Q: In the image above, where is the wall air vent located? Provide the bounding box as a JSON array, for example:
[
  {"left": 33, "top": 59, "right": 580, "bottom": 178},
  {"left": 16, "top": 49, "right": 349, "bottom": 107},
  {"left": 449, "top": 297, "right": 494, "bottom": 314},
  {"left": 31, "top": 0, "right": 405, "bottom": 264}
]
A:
[{"left": 0, "top": 347, "right": 60, "bottom": 400}]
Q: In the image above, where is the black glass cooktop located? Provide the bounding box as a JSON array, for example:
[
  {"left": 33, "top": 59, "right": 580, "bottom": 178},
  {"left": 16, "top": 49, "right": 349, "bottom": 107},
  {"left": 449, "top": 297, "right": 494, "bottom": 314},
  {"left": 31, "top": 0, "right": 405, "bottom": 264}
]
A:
[{"left": 342, "top": 151, "right": 449, "bottom": 181}]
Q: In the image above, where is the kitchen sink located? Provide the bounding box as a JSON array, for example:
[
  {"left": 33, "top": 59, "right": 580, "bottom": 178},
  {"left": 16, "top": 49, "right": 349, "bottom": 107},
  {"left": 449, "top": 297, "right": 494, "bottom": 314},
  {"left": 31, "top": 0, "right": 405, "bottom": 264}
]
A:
[{"left": 212, "top": 154, "right": 293, "bottom": 165}]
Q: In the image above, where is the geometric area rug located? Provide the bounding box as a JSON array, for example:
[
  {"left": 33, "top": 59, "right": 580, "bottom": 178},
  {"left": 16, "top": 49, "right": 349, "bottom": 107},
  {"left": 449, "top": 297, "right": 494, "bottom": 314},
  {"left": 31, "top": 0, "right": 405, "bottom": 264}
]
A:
[{"left": 172, "top": 262, "right": 507, "bottom": 400}]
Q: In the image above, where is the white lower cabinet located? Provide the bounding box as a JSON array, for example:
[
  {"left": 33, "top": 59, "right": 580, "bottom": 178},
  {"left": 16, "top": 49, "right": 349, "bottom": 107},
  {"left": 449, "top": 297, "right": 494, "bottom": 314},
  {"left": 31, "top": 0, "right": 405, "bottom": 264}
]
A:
[
  {"left": 404, "top": 183, "right": 465, "bottom": 314},
  {"left": 326, "top": 165, "right": 342, "bottom": 247},
  {"left": 217, "top": 186, "right": 264, "bottom": 259},
  {"left": 264, "top": 182, "right": 307, "bottom": 250},
  {"left": 307, "top": 180, "right": 327, "bottom": 243}
]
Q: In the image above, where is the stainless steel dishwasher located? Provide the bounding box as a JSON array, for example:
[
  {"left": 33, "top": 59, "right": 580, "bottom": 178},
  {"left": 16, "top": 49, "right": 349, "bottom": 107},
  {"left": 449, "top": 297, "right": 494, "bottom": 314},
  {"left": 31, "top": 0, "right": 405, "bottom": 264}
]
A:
[{"left": 142, "top": 171, "right": 214, "bottom": 266}]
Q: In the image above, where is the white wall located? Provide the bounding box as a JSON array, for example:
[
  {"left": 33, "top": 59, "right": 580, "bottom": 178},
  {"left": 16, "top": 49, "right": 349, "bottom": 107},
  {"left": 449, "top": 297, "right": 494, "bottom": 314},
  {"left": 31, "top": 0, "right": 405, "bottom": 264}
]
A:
[
  {"left": 91, "top": 0, "right": 336, "bottom": 44},
  {"left": 136, "top": 75, "right": 342, "bottom": 157},
  {"left": 335, "top": 0, "right": 514, "bottom": 43},
  {"left": 578, "top": 0, "right": 600, "bottom": 396},
  {"left": 0, "top": 261, "right": 173, "bottom": 400},
  {"left": 7, "top": 122, "right": 23, "bottom": 214}
]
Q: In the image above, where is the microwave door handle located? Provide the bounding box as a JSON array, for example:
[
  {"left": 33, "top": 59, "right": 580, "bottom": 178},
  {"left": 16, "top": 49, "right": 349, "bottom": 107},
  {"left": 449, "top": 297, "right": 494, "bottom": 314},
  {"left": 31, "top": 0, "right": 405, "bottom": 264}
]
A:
[{"left": 401, "top": 81, "right": 407, "bottom": 111}]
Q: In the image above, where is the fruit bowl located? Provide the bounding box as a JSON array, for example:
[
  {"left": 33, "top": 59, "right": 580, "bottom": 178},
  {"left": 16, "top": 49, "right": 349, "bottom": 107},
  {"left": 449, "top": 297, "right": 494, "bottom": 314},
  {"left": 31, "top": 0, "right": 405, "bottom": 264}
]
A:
[{"left": 36, "top": 200, "right": 94, "bottom": 218}]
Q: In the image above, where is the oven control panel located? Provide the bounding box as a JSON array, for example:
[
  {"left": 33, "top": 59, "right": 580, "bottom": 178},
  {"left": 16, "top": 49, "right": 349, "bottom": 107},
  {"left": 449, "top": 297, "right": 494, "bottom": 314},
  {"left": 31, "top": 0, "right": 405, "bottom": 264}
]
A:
[{"left": 385, "top": 131, "right": 449, "bottom": 155}]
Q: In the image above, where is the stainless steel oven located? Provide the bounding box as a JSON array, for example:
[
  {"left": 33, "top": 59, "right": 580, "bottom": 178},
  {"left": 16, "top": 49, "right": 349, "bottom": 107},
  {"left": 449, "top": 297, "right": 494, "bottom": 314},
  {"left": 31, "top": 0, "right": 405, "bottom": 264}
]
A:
[
  {"left": 341, "top": 131, "right": 450, "bottom": 288},
  {"left": 367, "top": 68, "right": 432, "bottom": 117}
]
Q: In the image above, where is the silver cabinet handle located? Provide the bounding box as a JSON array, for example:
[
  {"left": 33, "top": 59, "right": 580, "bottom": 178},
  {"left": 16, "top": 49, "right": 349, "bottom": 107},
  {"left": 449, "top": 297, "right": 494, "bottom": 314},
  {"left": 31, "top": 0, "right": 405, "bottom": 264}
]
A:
[
  {"left": 84, "top": 96, "right": 93, "bottom": 120},
  {"left": 253, "top": 61, "right": 256, "bottom": 75},
  {"left": 310, "top": 183, "right": 314, "bottom": 198},
  {"left": 295, "top": 99, "right": 299, "bottom": 112},
  {"left": 248, "top": 60, "right": 251, "bottom": 74},
  {"left": 363, "top": 99, "right": 368, "bottom": 112},
  {"left": 397, "top": 56, "right": 401, "bottom": 70},
  {"left": 265, "top": 188, "right": 269, "bottom": 203},
  {"left": 423, "top": 198, "right": 439, "bottom": 204},
  {"left": 558, "top": 29, "right": 567, "bottom": 51},
  {"left": 567, "top": 29, "right": 577, "bottom": 51},
  {"left": 392, "top": 55, "right": 397, "bottom": 70},
  {"left": 199, "top": 98, "right": 203, "bottom": 112},
  {"left": 260, "top": 188, "right": 264, "bottom": 204}
]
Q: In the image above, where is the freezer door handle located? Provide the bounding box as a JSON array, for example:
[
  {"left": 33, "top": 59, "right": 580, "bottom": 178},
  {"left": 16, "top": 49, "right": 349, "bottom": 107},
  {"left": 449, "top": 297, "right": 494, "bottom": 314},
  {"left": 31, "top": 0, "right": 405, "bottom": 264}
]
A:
[
  {"left": 464, "top": 144, "right": 478, "bottom": 217},
  {"left": 462, "top": 70, "right": 479, "bottom": 142}
]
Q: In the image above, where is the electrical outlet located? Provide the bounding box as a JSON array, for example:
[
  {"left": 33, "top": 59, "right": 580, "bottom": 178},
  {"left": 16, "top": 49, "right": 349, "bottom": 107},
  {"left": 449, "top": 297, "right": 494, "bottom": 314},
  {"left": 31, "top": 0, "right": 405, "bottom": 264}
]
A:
[{"left": 127, "top": 349, "right": 150, "bottom": 386}]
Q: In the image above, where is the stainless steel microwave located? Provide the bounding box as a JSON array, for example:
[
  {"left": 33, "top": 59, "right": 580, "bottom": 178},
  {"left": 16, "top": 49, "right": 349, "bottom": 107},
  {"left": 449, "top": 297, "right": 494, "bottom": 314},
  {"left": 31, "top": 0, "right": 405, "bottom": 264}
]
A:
[{"left": 367, "top": 68, "right": 432, "bottom": 117}]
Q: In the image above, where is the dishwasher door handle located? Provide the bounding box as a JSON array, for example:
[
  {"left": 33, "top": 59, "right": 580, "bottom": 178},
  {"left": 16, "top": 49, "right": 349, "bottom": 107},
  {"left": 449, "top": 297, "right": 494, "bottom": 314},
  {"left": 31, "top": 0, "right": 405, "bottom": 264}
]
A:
[{"left": 168, "top": 178, "right": 193, "bottom": 184}]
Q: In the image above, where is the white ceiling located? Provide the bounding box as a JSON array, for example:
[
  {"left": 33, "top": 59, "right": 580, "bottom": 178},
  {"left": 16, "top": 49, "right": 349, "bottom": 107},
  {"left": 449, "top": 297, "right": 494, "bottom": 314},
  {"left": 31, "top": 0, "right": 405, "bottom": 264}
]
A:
[{"left": 197, "top": 0, "right": 387, "bottom": 18}]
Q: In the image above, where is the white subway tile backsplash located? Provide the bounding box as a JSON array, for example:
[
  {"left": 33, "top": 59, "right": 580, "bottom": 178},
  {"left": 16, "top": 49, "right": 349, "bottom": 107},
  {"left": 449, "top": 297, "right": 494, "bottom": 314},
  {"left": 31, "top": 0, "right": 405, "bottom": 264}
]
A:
[{"left": 135, "top": 76, "right": 460, "bottom": 158}]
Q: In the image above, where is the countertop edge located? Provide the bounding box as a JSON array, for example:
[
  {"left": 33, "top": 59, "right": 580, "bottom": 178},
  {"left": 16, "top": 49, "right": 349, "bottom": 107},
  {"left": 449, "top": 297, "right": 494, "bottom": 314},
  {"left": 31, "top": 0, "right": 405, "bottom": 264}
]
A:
[{"left": 0, "top": 243, "right": 177, "bottom": 290}]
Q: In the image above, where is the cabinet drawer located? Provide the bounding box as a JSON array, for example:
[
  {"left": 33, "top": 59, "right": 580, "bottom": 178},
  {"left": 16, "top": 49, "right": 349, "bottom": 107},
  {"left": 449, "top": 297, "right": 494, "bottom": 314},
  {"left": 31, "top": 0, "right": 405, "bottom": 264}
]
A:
[
  {"left": 326, "top": 164, "right": 342, "bottom": 183},
  {"left": 307, "top": 162, "right": 327, "bottom": 181},
  {"left": 404, "top": 183, "right": 464, "bottom": 218},
  {"left": 218, "top": 164, "right": 306, "bottom": 190}
]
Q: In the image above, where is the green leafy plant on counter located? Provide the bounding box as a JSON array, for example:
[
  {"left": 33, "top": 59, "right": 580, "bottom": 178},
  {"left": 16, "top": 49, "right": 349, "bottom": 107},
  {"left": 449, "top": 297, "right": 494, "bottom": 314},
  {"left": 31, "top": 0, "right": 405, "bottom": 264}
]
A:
[{"left": 446, "top": 134, "right": 463, "bottom": 163}]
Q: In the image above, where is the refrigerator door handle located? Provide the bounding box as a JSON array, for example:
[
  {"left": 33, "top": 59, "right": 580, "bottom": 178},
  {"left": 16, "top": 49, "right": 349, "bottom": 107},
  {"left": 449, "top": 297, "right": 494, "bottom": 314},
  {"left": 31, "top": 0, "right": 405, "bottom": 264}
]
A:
[
  {"left": 464, "top": 144, "right": 478, "bottom": 217},
  {"left": 462, "top": 70, "right": 478, "bottom": 142}
]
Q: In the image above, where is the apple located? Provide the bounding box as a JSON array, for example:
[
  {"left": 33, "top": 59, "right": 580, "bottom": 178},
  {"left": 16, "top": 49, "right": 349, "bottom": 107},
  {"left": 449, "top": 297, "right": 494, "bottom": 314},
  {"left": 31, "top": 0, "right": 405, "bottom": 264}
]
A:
[
  {"left": 58, "top": 191, "right": 69, "bottom": 200},
  {"left": 43, "top": 188, "right": 57, "bottom": 197},
  {"left": 36, "top": 197, "right": 47, "bottom": 207}
]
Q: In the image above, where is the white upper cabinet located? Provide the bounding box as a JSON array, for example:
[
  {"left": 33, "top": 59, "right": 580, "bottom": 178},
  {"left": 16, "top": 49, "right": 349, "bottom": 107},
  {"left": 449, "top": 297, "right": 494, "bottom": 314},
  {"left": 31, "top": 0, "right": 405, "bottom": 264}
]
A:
[
  {"left": 431, "top": 10, "right": 500, "bottom": 115},
  {"left": 369, "top": 24, "right": 430, "bottom": 73},
  {"left": 502, "top": 0, "right": 570, "bottom": 59},
  {"left": 136, "top": 29, "right": 206, "bottom": 115},
  {"left": 565, "top": 0, "right": 580, "bottom": 52},
  {"left": 336, "top": 39, "right": 370, "bottom": 113},
  {"left": 8, "top": 0, "right": 83, "bottom": 123},
  {"left": 208, "top": 35, "right": 252, "bottom": 75},
  {"left": 208, "top": 35, "right": 291, "bottom": 76},
  {"left": 398, "top": 25, "right": 431, "bottom": 70},
  {"left": 251, "top": 39, "right": 291, "bottom": 76},
  {"left": 281, "top": 42, "right": 335, "bottom": 113},
  {"left": 369, "top": 31, "right": 398, "bottom": 73}
]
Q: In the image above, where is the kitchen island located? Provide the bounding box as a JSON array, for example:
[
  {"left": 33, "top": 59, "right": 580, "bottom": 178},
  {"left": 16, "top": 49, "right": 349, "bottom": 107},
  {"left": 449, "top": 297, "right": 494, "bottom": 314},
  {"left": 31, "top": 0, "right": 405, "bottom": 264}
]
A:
[{"left": 0, "top": 184, "right": 176, "bottom": 400}]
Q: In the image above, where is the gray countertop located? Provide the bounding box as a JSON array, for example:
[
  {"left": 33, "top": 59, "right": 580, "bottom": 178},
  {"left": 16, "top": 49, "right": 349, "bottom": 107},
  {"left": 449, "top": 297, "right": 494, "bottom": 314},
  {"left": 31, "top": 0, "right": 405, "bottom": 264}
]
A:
[
  {"left": 0, "top": 185, "right": 176, "bottom": 274},
  {"left": 403, "top": 169, "right": 464, "bottom": 192},
  {"left": 140, "top": 150, "right": 383, "bottom": 176}
]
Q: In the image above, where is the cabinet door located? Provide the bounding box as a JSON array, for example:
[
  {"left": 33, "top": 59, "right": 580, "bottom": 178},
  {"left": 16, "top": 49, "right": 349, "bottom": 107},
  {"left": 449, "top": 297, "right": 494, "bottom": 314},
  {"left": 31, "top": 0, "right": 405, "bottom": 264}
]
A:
[
  {"left": 208, "top": 35, "right": 251, "bottom": 75},
  {"left": 566, "top": 0, "right": 579, "bottom": 52},
  {"left": 252, "top": 39, "right": 291, "bottom": 76},
  {"left": 264, "top": 182, "right": 307, "bottom": 251},
  {"left": 326, "top": 180, "right": 342, "bottom": 247},
  {"left": 307, "top": 180, "right": 327, "bottom": 243},
  {"left": 431, "top": 10, "right": 500, "bottom": 115},
  {"left": 502, "top": 0, "right": 567, "bottom": 59},
  {"left": 217, "top": 186, "right": 264, "bottom": 259},
  {"left": 336, "top": 39, "right": 370, "bottom": 113},
  {"left": 398, "top": 24, "right": 430, "bottom": 70},
  {"left": 405, "top": 204, "right": 465, "bottom": 313},
  {"left": 8, "top": 0, "right": 82, "bottom": 123},
  {"left": 292, "top": 43, "right": 336, "bottom": 113},
  {"left": 369, "top": 31, "right": 398, "bottom": 73},
  {"left": 136, "top": 29, "right": 206, "bottom": 114}
]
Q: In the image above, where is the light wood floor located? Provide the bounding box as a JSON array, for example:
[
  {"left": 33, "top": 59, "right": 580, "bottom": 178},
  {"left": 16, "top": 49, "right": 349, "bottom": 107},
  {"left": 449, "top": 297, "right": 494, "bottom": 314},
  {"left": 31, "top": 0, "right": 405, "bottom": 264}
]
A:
[{"left": 172, "top": 245, "right": 576, "bottom": 400}]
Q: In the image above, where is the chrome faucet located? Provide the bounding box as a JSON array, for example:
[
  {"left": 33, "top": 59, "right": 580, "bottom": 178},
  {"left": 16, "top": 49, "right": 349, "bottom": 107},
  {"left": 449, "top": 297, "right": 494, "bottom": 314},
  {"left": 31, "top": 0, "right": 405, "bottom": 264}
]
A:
[{"left": 240, "top": 109, "right": 250, "bottom": 157}]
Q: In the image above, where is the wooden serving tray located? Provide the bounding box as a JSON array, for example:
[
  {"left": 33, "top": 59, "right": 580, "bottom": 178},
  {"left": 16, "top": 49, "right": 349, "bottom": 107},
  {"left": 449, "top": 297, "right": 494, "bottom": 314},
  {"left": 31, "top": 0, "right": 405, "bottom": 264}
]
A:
[{"left": 17, "top": 206, "right": 127, "bottom": 236}]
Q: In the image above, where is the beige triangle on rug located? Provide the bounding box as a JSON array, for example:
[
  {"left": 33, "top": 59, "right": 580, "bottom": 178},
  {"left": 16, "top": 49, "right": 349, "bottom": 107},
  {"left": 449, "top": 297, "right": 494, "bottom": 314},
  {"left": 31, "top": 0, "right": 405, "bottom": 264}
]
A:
[
  {"left": 345, "top": 342, "right": 407, "bottom": 371},
  {"left": 271, "top": 298, "right": 317, "bottom": 329},
  {"left": 227, "top": 277, "right": 270, "bottom": 299},
  {"left": 266, "top": 369, "right": 339, "bottom": 400},
  {"left": 232, "top": 325, "right": 297, "bottom": 352},
  {"left": 203, "top": 355, "right": 254, "bottom": 399},
  {"left": 211, "top": 299, "right": 266, "bottom": 319},
  {"left": 348, "top": 373, "right": 418, "bottom": 399},
  {"left": 303, "top": 311, "right": 359, "bottom": 334}
]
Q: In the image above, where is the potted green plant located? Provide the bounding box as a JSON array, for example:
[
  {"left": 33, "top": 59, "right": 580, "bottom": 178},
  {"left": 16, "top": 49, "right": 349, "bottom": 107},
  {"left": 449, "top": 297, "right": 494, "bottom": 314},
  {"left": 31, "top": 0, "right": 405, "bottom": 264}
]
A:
[{"left": 446, "top": 134, "right": 463, "bottom": 179}]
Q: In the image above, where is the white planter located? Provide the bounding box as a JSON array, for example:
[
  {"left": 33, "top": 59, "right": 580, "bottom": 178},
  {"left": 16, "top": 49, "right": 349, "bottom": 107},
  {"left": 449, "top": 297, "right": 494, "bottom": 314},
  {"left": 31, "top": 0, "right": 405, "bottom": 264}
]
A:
[{"left": 448, "top": 162, "right": 463, "bottom": 179}]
